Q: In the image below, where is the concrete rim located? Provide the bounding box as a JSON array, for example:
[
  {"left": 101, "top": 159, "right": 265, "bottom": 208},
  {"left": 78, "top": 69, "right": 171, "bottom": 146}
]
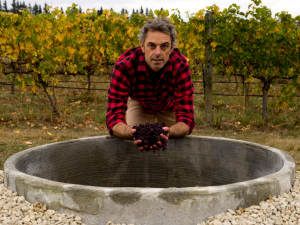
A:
[
  {"left": 4, "top": 135, "right": 295, "bottom": 192},
  {"left": 4, "top": 135, "right": 295, "bottom": 224}
]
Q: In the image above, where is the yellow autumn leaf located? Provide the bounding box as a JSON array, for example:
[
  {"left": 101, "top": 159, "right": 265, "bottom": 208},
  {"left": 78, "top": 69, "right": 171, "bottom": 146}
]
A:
[
  {"left": 100, "top": 47, "right": 105, "bottom": 55},
  {"left": 68, "top": 47, "right": 76, "bottom": 55},
  {"left": 21, "top": 80, "right": 26, "bottom": 90},
  {"left": 0, "top": 37, "right": 6, "bottom": 44},
  {"left": 14, "top": 129, "right": 20, "bottom": 133},
  {"left": 211, "top": 42, "right": 218, "bottom": 48},
  {"left": 47, "top": 131, "right": 52, "bottom": 136},
  {"left": 53, "top": 138, "right": 58, "bottom": 142},
  {"left": 42, "top": 126, "right": 47, "bottom": 130},
  {"left": 178, "top": 43, "right": 184, "bottom": 49},
  {"left": 6, "top": 46, "right": 13, "bottom": 54},
  {"left": 80, "top": 46, "right": 87, "bottom": 54},
  {"left": 52, "top": 78, "right": 59, "bottom": 86},
  {"left": 30, "top": 86, "right": 39, "bottom": 93},
  {"left": 113, "top": 52, "right": 119, "bottom": 59},
  {"left": 0, "top": 131, "right": 2, "bottom": 134},
  {"left": 56, "top": 33, "right": 64, "bottom": 41},
  {"left": 23, "top": 141, "right": 32, "bottom": 145}
]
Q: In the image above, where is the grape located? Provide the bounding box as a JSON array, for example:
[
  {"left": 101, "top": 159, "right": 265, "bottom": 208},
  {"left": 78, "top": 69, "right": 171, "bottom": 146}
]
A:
[{"left": 132, "top": 123, "right": 168, "bottom": 151}]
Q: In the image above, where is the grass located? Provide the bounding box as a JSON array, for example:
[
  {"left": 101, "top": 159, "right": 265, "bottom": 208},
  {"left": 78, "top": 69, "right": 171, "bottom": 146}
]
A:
[{"left": 0, "top": 73, "right": 300, "bottom": 170}]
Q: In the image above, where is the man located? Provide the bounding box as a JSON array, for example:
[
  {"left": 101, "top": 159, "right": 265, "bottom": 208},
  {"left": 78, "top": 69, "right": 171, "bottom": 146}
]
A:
[{"left": 106, "top": 17, "right": 195, "bottom": 151}]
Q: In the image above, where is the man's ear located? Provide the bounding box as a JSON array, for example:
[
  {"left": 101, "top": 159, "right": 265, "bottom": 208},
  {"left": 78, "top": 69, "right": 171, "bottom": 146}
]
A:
[{"left": 140, "top": 40, "right": 145, "bottom": 53}]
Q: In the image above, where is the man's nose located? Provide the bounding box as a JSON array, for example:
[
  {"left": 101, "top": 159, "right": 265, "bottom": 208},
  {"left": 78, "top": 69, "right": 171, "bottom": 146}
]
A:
[{"left": 154, "top": 47, "right": 162, "bottom": 55}]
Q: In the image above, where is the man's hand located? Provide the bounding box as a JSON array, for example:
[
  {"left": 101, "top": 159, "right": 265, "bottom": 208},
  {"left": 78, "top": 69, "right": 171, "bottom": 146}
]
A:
[{"left": 134, "top": 126, "right": 169, "bottom": 152}]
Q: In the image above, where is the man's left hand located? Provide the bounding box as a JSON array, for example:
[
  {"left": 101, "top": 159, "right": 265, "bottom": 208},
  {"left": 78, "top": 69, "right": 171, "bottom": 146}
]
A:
[{"left": 135, "top": 126, "right": 169, "bottom": 152}]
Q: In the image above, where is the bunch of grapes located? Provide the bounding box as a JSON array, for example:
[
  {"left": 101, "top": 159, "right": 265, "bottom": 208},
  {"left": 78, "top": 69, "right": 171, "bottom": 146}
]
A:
[{"left": 132, "top": 123, "right": 168, "bottom": 151}]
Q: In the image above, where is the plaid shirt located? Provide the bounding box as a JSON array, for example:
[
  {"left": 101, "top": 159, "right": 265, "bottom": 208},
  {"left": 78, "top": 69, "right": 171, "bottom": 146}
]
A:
[{"left": 106, "top": 47, "right": 195, "bottom": 135}]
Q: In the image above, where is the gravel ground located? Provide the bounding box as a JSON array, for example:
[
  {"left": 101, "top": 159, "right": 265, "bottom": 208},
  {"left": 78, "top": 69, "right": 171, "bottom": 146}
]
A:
[{"left": 1, "top": 170, "right": 300, "bottom": 225}]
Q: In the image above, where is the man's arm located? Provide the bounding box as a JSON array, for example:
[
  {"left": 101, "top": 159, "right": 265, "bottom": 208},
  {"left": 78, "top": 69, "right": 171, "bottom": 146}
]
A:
[
  {"left": 112, "top": 122, "right": 133, "bottom": 140},
  {"left": 168, "top": 122, "right": 189, "bottom": 138}
]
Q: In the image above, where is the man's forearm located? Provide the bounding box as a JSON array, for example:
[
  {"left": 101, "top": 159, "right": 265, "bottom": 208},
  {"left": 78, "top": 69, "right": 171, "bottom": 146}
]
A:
[
  {"left": 112, "top": 122, "right": 133, "bottom": 140},
  {"left": 169, "top": 122, "right": 189, "bottom": 138}
]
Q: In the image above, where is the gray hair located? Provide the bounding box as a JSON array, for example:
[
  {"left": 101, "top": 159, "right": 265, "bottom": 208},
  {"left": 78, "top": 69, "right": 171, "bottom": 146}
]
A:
[{"left": 138, "top": 17, "right": 177, "bottom": 48}]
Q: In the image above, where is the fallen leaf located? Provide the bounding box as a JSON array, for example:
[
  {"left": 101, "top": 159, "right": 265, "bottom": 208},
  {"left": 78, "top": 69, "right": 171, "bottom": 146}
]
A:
[
  {"left": 46, "top": 131, "right": 52, "bottom": 136},
  {"left": 53, "top": 127, "right": 58, "bottom": 129},
  {"left": 294, "top": 146, "right": 298, "bottom": 151},
  {"left": 238, "top": 207, "right": 244, "bottom": 213},
  {"left": 42, "top": 126, "right": 47, "bottom": 130},
  {"left": 53, "top": 138, "right": 58, "bottom": 142},
  {"left": 0, "top": 131, "right": 2, "bottom": 134},
  {"left": 14, "top": 130, "right": 20, "bottom": 133},
  {"left": 23, "top": 141, "right": 32, "bottom": 145}
]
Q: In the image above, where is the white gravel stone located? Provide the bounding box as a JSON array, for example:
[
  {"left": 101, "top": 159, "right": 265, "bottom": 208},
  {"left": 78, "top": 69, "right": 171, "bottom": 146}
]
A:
[{"left": 1, "top": 170, "right": 300, "bottom": 225}]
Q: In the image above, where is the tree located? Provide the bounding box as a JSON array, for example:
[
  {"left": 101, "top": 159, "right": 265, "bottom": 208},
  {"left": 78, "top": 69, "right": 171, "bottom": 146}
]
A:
[
  {"left": 145, "top": 7, "right": 149, "bottom": 16},
  {"left": 60, "top": 7, "right": 64, "bottom": 13},
  {"left": 43, "top": 3, "right": 49, "bottom": 13},
  {"left": 139, "top": 6, "right": 143, "bottom": 14},
  {"left": 0, "top": 1, "right": 2, "bottom": 11},
  {"left": 32, "top": 3, "right": 38, "bottom": 15},
  {"left": 110, "top": 8, "right": 113, "bottom": 12},
  {"left": 28, "top": 3, "right": 32, "bottom": 13},
  {"left": 3, "top": 0, "right": 8, "bottom": 12},
  {"left": 19, "top": 1, "right": 27, "bottom": 13},
  {"left": 120, "top": 8, "right": 125, "bottom": 15},
  {"left": 38, "top": 4, "right": 42, "bottom": 13},
  {"left": 16, "top": 0, "right": 20, "bottom": 14},
  {"left": 97, "top": 6, "right": 103, "bottom": 16},
  {"left": 79, "top": 5, "right": 82, "bottom": 13},
  {"left": 11, "top": 0, "right": 17, "bottom": 13}
]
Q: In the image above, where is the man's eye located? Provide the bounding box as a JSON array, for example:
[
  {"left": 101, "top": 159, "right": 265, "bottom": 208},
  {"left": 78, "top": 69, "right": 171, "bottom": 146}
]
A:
[{"left": 150, "top": 44, "right": 155, "bottom": 48}]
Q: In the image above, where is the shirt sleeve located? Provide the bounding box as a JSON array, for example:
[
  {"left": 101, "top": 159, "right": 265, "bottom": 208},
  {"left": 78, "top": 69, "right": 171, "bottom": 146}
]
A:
[
  {"left": 174, "top": 64, "right": 196, "bottom": 134},
  {"left": 106, "top": 65, "right": 130, "bottom": 135}
]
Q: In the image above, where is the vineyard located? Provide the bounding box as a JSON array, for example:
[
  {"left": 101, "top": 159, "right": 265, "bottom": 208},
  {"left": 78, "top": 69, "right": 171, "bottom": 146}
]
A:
[{"left": 1, "top": 0, "right": 300, "bottom": 123}]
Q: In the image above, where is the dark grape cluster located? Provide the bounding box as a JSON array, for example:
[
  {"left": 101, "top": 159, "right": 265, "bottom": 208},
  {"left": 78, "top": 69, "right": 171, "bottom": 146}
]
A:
[{"left": 132, "top": 123, "right": 168, "bottom": 151}]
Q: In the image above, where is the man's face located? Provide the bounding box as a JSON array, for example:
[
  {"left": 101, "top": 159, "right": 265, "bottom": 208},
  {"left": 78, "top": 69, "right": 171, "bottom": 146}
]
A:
[{"left": 140, "top": 30, "right": 173, "bottom": 72}]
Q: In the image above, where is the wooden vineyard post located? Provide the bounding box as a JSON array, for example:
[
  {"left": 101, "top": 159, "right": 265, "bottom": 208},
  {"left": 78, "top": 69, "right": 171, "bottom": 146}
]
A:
[
  {"left": 204, "top": 11, "right": 213, "bottom": 124},
  {"left": 11, "top": 74, "right": 15, "bottom": 98}
]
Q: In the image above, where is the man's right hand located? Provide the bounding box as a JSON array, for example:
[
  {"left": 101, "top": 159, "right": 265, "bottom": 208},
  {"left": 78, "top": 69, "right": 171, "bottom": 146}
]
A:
[{"left": 112, "top": 122, "right": 166, "bottom": 152}]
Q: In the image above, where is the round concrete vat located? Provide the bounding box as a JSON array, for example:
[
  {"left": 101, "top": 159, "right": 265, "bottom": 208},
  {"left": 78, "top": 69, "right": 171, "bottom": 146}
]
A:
[{"left": 4, "top": 135, "right": 295, "bottom": 225}]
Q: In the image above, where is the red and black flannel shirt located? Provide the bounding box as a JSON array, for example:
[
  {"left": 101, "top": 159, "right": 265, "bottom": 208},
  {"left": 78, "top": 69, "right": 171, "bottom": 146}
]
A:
[{"left": 106, "top": 47, "right": 195, "bottom": 135}]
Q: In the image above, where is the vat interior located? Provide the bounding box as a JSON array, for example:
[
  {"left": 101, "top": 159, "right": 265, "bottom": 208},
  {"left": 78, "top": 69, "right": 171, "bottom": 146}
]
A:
[{"left": 15, "top": 136, "right": 283, "bottom": 188}]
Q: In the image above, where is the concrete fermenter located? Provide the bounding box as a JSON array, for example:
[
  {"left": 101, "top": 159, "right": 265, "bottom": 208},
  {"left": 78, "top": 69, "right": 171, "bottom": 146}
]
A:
[{"left": 4, "top": 135, "right": 295, "bottom": 225}]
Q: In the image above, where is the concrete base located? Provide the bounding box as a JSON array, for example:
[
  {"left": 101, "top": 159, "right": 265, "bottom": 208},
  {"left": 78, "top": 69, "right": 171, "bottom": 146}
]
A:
[{"left": 4, "top": 135, "right": 295, "bottom": 225}]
